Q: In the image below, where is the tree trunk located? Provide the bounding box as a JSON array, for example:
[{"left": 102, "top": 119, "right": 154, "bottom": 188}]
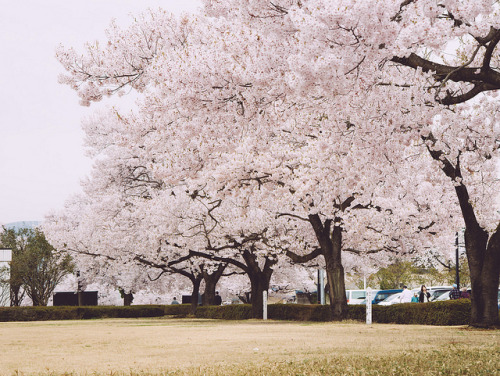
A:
[
  {"left": 10, "top": 285, "right": 23, "bottom": 306},
  {"left": 467, "top": 224, "right": 500, "bottom": 327},
  {"left": 189, "top": 276, "right": 202, "bottom": 315},
  {"left": 309, "top": 215, "right": 348, "bottom": 321},
  {"left": 123, "top": 292, "right": 134, "bottom": 306},
  {"left": 423, "top": 137, "right": 500, "bottom": 327},
  {"left": 248, "top": 271, "right": 272, "bottom": 319},
  {"left": 454, "top": 182, "right": 499, "bottom": 327},
  {"left": 324, "top": 223, "right": 348, "bottom": 320},
  {"left": 31, "top": 295, "right": 42, "bottom": 306},
  {"left": 202, "top": 264, "right": 226, "bottom": 305},
  {"left": 242, "top": 249, "right": 275, "bottom": 319},
  {"left": 188, "top": 249, "right": 276, "bottom": 318}
]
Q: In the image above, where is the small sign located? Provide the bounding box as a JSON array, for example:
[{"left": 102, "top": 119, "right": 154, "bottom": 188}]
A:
[
  {"left": 366, "top": 287, "right": 372, "bottom": 325},
  {"left": 263, "top": 290, "right": 268, "bottom": 320}
]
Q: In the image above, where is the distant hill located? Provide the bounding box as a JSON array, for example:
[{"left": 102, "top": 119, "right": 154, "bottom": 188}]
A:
[{"left": 2, "top": 221, "right": 41, "bottom": 231}]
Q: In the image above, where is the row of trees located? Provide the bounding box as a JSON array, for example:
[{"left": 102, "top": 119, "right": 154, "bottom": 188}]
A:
[
  {"left": 45, "top": 0, "right": 498, "bottom": 326},
  {"left": 0, "top": 227, "right": 74, "bottom": 306}
]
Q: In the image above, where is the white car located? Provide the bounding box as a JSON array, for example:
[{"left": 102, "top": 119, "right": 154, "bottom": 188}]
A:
[
  {"left": 378, "top": 292, "right": 402, "bottom": 306},
  {"left": 346, "top": 289, "right": 369, "bottom": 305},
  {"left": 378, "top": 289, "right": 420, "bottom": 305},
  {"left": 433, "top": 291, "right": 451, "bottom": 301},
  {"left": 428, "top": 286, "right": 452, "bottom": 301}
]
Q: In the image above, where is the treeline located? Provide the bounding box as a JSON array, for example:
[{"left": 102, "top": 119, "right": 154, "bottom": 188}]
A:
[{"left": 0, "top": 227, "right": 74, "bottom": 306}]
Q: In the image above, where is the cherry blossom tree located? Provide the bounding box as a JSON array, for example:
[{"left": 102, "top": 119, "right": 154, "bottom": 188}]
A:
[
  {"left": 200, "top": 0, "right": 499, "bottom": 326},
  {"left": 263, "top": 0, "right": 500, "bottom": 326},
  {"left": 55, "top": 1, "right": 498, "bottom": 326}
]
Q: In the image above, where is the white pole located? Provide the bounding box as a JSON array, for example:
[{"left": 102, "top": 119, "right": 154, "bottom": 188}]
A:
[
  {"left": 366, "top": 287, "right": 372, "bottom": 325},
  {"left": 319, "top": 269, "right": 325, "bottom": 305},
  {"left": 263, "top": 290, "right": 268, "bottom": 320},
  {"left": 363, "top": 275, "right": 366, "bottom": 290}
]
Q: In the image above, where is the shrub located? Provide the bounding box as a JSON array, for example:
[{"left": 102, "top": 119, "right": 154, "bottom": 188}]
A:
[
  {"left": 0, "top": 300, "right": 491, "bottom": 325},
  {"left": 0, "top": 305, "right": 176, "bottom": 322},
  {"left": 163, "top": 304, "right": 191, "bottom": 316},
  {"left": 268, "top": 304, "right": 332, "bottom": 321},
  {"left": 374, "top": 299, "right": 472, "bottom": 326},
  {"left": 195, "top": 304, "right": 253, "bottom": 320}
]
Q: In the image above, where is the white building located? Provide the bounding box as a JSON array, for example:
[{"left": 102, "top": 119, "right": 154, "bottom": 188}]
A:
[{"left": 0, "top": 248, "right": 12, "bottom": 306}]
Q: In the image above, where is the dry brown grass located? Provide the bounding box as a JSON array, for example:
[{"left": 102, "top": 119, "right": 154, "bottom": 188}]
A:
[{"left": 0, "top": 318, "right": 498, "bottom": 375}]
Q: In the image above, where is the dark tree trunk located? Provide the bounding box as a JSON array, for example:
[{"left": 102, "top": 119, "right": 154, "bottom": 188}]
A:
[
  {"left": 202, "top": 263, "right": 226, "bottom": 305},
  {"left": 119, "top": 288, "right": 134, "bottom": 306},
  {"left": 31, "top": 295, "right": 42, "bottom": 306},
  {"left": 242, "top": 249, "right": 275, "bottom": 319},
  {"left": 309, "top": 215, "right": 348, "bottom": 321},
  {"left": 466, "top": 223, "right": 500, "bottom": 327},
  {"left": 326, "top": 224, "right": 348, "bottom": 320},
  {"left": 247, "top": 271, "right": 272, "bottom": 319},
  {"left": 10, "top": 285, "right": 23, "bottom": 307},
  {"left": 123, "top": 292, "right": 134, "bottom": 306},
  {"left": 188, "top": 249, "right": 276, "bottom": 319},
  {"left": 189, "top": 275, "right": 203, "bottom": 315},
  {"left": 424, "top": 137, "right": 500, "bottom": 327}
]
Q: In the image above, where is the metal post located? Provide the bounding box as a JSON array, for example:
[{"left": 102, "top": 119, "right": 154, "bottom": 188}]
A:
[
  {"left": 263, "top": 290, "right": 268, "bottom": 320},
  {"left": 366, "top": 287, "right": 372, "bottom": 325},
  {"left": 455, "top": 232, "right": 460, "bottom": 290},
  {"left": 77, "top": 270, "right": 83, "bottom": 306}
]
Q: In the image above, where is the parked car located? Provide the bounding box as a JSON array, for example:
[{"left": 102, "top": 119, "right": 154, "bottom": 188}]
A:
[
  {"left": 428, "top": 286, "right": 452, "bottom": 301},
  {"left": 379, "top": 288, "right": 421, "bottom": 305},
  {"left": 346, "top": 290, "right": 370, "bottom": 305},
  {"left": 432, "top": 288, "right": 470, "bottom": 301},
  {"left": 378, "top": 292, "right": 402, "bottom": 306},
  {"left": 360, "top": 289, "right": 402, "bottom": 305},
  {"left": 373, "top": 289, "right": 403, "bottom": 304},
  {"left": 432, "top": 291, "right": 451, "bottom": 301},
  {"left": 432, "top": 289, "right": 499, "bottom": 306}
]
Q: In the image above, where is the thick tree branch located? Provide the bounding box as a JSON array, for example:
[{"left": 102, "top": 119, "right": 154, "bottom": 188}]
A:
[
  {"left": 189, "top": 249, "right": 248, "bottom": 273},
  {"left": 391, "top": 47, "right": 500, "bottom": 104},
  {"left": 422, "top": 132, "right": 486, "bottom": 237},
  {"left": 286, "top": 247, "right": 322, "bottom": 263}
]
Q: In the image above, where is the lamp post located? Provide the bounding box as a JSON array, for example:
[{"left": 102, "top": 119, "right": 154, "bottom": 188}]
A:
[{"left": 76, "top": 270, "right": 83, "bottom": 306}]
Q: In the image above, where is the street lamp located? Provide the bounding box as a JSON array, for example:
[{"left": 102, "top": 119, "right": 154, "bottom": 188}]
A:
[
  {"left": 455, "top": 232, "right": 459, "bottom": 289},
  {"left": 455, "top": 229, "right": 465, "bottom": 289}
]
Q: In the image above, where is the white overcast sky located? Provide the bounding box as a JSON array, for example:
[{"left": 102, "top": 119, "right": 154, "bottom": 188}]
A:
[{"left": 0, "top": 0, "right": 201, "bottom": 225}]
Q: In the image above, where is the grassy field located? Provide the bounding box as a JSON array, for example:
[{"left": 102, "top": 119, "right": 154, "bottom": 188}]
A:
[{"left": 0, "top": 318, "right": 498, "bottom": 375}]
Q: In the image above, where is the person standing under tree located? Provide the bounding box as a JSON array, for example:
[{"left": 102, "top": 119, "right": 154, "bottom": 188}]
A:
[
  {"left": 411, "top": 292, "right": 419, "bottom": 303},
  {"left": 214, "top": 291, "right": 222, "bottom": 305},
  {"left": 419, "top": 285, "right": 431, "bottom": 303},
  {"left": 449, "top": 284, "right": 461, "bottom": 300},
  {"left": 399, "top": 286, "right": 413, "bottom": 303},
  {"left": 460, "top": 288, "right": 470, "bottom": 299}
]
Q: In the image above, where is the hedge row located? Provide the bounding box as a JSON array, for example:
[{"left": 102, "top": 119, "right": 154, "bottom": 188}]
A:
[
  {"left": 0, "top": 305, "right": 189, "bottom": 322},
  {"left": 372, "top": 299, "right": 472, "bottom": 325},
  {"left": 0, "top": 300, "right": 485, "bottom": 325}
]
